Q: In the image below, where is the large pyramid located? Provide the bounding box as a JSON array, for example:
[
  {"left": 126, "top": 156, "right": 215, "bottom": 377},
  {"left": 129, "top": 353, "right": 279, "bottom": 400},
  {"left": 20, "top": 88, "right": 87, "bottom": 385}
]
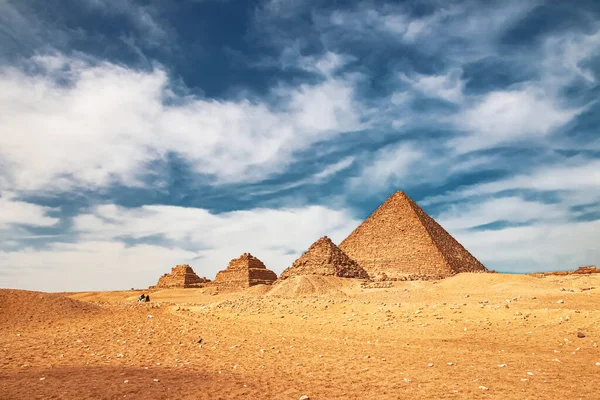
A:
[
  {"left": 150, "top": 265, "right": 210, "bottom": 289},
  {"left": 214, "top": 253, "right": 278, "bottom": 290},
  {"left": 279, "top": 236, "right": 369, "bottom": 280},
  {"left": 339, "top": 191, "right": 487, "bottom": 280}
]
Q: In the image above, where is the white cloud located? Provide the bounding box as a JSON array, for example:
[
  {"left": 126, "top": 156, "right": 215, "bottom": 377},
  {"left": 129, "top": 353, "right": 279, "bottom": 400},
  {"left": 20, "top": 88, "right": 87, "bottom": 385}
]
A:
[
  {"left": 0, "top": 53, "right": 364, "bottom": 193},
  {"left": 0, "top": 202, "right": 361, "bottom": 291},
  {"left": 451, "top": 87, "right": 581, "bottom": 152},
  {"left": 452, "top": 220, "right": 600, "bottom": 272},
  {"left": 245, "top": 156, "right": 356, "bottom": 197},
  {"left": 0, "top": 193, "right": 59, "bottom": 228},
  {"left": 437, "top": 196, "right": 569, "bottom": 232},
  {"left": 460, "top": 159, "right": 600, "bottom": 198},
  {"left": 400, "top": 68, "right": 465, "bottom": 103},
  {"left": 348, "top": 143, "right": 422, "bottom": 191},
  {"left": 542, "top": 30, "right": 600, "bottom": 86},
  {"left": 0, "top": 241, "right": 196, "bottom": 292},
  {"left": 81, "top": 0, "right": 169, "bottom": 46},
  {"left": 319, "top": 0, "right": 536, "bottom": 61}
]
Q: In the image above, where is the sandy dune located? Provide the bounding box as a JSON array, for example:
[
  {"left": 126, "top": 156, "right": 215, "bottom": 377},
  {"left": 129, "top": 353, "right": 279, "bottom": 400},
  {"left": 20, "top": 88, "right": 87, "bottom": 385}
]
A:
[{"left": 1, "top": 273, "right": 599, "bottom": 399}]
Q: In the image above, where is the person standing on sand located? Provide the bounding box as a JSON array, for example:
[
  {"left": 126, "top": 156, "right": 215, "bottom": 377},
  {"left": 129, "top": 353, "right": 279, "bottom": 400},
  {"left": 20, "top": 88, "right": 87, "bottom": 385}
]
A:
[{"left": 145, "top": 295, "right": 150, "bottom": 302}]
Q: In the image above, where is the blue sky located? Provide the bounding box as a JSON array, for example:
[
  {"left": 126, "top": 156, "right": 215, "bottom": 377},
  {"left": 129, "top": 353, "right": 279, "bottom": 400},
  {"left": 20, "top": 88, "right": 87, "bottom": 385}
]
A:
[{"left": 1, "top": 0, "right": 599, "bottom": 291}]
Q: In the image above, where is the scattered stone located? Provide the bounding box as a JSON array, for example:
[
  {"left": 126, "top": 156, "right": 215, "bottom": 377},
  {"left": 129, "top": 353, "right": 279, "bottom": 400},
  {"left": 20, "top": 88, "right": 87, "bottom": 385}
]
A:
[
  {"left": 498, "top": 364, "right": 507, "bottom": 368},
  {"left": 153, "top": 379, "right": 160, "bottom": 382},
  {"left": 557, "top": 300, "right": 564, "bottom": 304},
  {"left": 124, "top": 380, "right": 129, "bottom": 384},
  {"left": 479, "top": 386, "right": 489, "bottom": 391},
  {"left": 39, "top": 377, "right": 45, "bottom": 381},
  {"left": 428, "top": 363, "right": 434, "bottom": 367},
  {"left": 527, "top": 372, "right": 534, "bottom": 376},
  {"left": 447, "top": 362, "right": 454, "bottom": 366},
  {"left": 299, "top": 396, "right": 310, "bottom": 400},
  {"left": 577, "top": 332, "right": 586, "bottom": 338}
]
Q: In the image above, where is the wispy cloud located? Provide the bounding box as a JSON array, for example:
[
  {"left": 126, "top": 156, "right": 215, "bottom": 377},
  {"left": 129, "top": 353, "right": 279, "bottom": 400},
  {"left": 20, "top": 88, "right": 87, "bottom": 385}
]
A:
[
  {"left": 0, "top": 193, "right": 59, "bottom": 228},
  {"left": 0, "top": 202, "right": 361, "bottom": 291},
  {"left": 0, "top": 53, "right": 365, "bottom": 192}
]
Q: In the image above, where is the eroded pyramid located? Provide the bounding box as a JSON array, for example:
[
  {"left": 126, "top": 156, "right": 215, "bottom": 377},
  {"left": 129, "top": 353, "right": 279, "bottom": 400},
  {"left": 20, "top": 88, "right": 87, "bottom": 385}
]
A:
[
  {"left": 339, "top": 191, "right": 487, "bottom": 280},
  {"left": 214, "top": 253, "right": 278, "bottom": 290},
  {"left": 151, "top": 265, "right": 210, "bottom": 289},
  {"left": 279, "top": 236, "right": 369, "bottom": 280}
]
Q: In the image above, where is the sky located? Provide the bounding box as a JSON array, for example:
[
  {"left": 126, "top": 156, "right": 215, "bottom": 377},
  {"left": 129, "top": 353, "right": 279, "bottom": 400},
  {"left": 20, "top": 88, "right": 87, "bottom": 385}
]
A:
[{"left": 1, "top": 0, "right": 599, "bottom": 292}]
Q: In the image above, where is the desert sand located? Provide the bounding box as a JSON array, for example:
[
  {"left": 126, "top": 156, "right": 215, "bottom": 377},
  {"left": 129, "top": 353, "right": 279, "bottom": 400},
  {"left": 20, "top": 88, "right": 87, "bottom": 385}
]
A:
[{"left": 1, "top": 273, "right": 599, "bottom": 399}]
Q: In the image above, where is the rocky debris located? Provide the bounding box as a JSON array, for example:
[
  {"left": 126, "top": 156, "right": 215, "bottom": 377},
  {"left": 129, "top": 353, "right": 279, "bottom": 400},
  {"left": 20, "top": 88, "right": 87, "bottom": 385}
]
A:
[
  {"left": 299, "top": 396, "right": 310, "bottom": 400},
  {"left": 361, "top": 281, "right": 393, "bottom": 289},
  {"left": 339, "top": 190, "right": 487, "bottom": 280},
  {"left": 150, "top": 265, "right": 210, "bottom": 289},
  {"left": 577, "top": 332, "right": 586, "bottom": 338},
  {"left": 531, "top": 265, "right": 599, "bottom": 277},
  {"left": 214, "top": 253, "right": 277, "bottom": 290},
  {"left": 280, "top": 236, "right": 369, "bottom": 280}
]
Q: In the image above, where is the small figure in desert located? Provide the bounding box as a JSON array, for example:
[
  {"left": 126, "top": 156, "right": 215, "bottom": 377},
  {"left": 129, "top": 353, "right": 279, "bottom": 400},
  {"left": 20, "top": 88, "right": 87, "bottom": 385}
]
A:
[
  {"left": 138, "top": 294, "right": 146, "bottom": 302},
  {"left": 145, "top": 294, "right": 150, "bottom": 302}
]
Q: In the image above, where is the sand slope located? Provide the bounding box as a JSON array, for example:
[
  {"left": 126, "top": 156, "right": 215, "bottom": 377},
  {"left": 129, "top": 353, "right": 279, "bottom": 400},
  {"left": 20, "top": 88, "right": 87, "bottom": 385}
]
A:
[
  {"left": 267, "top": 275, "right": 353, "bottom": 297},
  {"left": 0, "top": 289, "right": 101, "bottom": 327}
]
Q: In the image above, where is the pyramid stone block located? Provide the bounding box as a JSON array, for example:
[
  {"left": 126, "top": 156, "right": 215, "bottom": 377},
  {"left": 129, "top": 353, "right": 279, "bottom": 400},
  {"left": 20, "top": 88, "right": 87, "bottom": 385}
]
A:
[
  {"left": 214, "top": 253, "right": 278, "bottom": 290},
  {"left": 280, "top": 236, "right": 369, "bottom": 280},
  {"left": 339, "top": 191, "right": 487, "bottom": 280},
  {"left": 151, "top": 265, "right": 210, "bottom": 289}
]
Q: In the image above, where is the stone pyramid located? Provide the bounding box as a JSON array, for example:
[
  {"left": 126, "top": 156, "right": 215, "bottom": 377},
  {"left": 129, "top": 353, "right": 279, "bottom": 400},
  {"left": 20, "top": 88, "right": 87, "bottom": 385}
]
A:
[
  {"left": 279, "top": 236, "right": 369, "bottom": 280},
  {"left": 151, "top": 265, "right": 210, "bottom": 289},
  {"left": 339, "top": 191, "right": 487, "bottom": 280},
  {"left": 214, "top": 253, "right": 278, "bottom": 290}
]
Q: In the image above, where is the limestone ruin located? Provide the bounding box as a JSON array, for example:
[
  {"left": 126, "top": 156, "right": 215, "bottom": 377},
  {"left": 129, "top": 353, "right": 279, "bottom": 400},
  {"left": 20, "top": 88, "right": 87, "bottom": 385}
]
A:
[
  {"left": 150, "top": 265, "right": 210, "bottom": 289},
  {"left": 339, "top": 191, "right": 487, "bottom": 280},
  {"left": 214, "top": 253, "right": 278, "bottom": 290},
  {"left": 279, "top": 236, "right": 369, "bottom": 280}
]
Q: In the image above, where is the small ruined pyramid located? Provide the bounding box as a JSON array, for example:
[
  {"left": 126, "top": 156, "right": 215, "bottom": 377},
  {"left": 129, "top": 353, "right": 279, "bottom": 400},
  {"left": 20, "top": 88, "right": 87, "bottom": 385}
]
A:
[
  {"left": 214, "top": 253, "right": 278, "bottom": 290},
  {"left": 339, "top": 191, "right": 487, "bottom": 280},
  {"left": 151, "top": 265, "right": 210, "bottom": 289},
  {"left": 279, "top": 236, "right": 369, "bottom": 280}
]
